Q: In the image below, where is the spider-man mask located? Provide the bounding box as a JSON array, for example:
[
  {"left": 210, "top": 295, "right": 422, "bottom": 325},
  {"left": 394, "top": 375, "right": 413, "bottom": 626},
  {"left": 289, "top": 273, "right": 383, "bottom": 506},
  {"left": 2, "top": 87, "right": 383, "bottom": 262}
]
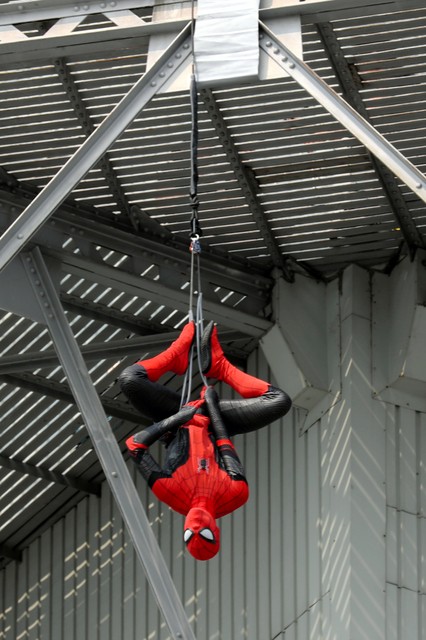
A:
[{"left": 184, "top": 507, "right": 220, "bottom": 561}]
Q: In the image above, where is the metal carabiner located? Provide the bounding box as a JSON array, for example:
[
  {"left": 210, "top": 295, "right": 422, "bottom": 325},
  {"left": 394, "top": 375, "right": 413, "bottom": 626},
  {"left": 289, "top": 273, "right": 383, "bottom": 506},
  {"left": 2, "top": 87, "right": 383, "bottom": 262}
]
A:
[{"left": 190, "top": 234, "right": 202, "bottom": 254}]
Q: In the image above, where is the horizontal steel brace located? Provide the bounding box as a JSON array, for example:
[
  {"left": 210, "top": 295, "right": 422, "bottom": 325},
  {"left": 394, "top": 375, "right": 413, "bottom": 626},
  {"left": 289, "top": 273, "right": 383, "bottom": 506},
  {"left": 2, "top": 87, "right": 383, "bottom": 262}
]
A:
[
  {"left": 0, "top": 2, "right": 407, "bottom": 66},
  {"left": 0, "top": 329, "right": 246, "bottom": 374},
  {"left": 259, "top": 21, "right": 426, "bottom": 205},
  {"left": 0, "top": 189, "right": 271, "bottom": 304},
  {"left": 0, "top": 24, "right": 192, "bottom": 274},
  {"left": 0, "top": 0, "right": 155, "bottom": 25},
  {"left": 0, "top": 454, "right": 102, "bottom": 496},
  {"left": 0, "top": 372, "right": 147, "bottom": 424},
  {"left": 43, "top": 248, "right": 273, "bottom": 337},
  {"left": 0, "top": 1, "right": 410, "bottom": 28}
]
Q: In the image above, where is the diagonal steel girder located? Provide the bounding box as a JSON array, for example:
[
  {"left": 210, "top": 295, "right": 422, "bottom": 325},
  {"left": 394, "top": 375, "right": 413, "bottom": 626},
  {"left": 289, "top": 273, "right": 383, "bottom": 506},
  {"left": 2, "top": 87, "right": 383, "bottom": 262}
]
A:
[
  {"left": 0, "top": 23, "right": 193, "bottom": 275},
  {"left": 315, "top": 21, "right": 425, "bottom": 258},
  {"left": 258, "top": 21, "right": 426, "bottom": 205},
  {"left": 20, "top": 247, "right": 196, "bottom": 639}
]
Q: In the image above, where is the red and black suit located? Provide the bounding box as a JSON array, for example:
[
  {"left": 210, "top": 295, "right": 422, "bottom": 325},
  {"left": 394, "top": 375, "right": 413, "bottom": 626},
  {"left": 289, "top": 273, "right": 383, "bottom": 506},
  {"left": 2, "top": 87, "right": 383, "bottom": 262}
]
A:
[{"left": 120, "top": 321, "right": 291, "bottom": 561}]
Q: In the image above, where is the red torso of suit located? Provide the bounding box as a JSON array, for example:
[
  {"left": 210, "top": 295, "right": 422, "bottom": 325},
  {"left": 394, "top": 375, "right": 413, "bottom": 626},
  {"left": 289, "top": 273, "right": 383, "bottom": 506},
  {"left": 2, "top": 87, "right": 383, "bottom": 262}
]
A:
[{"left": 151, "top": 419, "right": 249, "bottom": 519}]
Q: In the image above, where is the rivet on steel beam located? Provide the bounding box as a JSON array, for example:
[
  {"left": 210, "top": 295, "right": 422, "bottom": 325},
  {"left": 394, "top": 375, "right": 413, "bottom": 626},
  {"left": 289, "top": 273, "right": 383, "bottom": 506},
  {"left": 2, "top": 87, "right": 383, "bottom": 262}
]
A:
[
  {"left": 289, "top": 62, "right": 295, "bottom": 69},
  {"left": 175, "top": 53, "right": 182, "bottom": 59},
  {"left": 416, "top": 183, "right": 422, "bottom": 189},
  {"left": 183, "top": 43, "right": 190, "bottom": 49},
  {"left": 265, "top": 41, "right": 272, "bottom": 47},
  {"left": 273, "top": 48, "right": 280, "bottom": 54},
  {"left": 282, "top": 56, "right": 288, "bottom": 62}
]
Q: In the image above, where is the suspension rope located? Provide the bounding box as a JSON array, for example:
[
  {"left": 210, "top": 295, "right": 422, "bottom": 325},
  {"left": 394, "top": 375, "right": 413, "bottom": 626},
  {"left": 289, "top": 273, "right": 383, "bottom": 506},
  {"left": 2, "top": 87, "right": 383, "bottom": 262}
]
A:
[{"left": 180, "top": 6, "right": 209, "bottom": 405}]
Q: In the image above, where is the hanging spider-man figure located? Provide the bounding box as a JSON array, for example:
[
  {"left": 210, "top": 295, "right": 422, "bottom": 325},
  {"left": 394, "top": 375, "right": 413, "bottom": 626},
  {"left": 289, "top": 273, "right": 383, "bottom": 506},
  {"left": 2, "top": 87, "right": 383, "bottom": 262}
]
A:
[{"left": 119, "top": 321, "right": 291, "bottom": 561}]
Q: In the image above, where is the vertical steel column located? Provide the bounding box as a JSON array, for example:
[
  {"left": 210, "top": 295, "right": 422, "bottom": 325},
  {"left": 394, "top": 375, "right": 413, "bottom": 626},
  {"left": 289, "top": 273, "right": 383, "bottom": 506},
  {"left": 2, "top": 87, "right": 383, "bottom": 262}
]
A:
[
  {"left": 0, "top": 23, "right": 192, "bottom": 274},
  {"left": 20, "top": 247, "right": 196, "bottom": 640},
  {"left": 258, "top": 20, "right": 426, "bottom": 204}
]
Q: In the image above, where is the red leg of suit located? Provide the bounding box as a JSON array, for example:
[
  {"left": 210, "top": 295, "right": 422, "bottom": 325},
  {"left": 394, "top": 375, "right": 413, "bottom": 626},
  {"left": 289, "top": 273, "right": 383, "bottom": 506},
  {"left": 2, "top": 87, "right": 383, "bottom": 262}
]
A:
[
  {"left": 136, "top": 321, "right": 195, "bottom": 381},
  {"left": 203, "top": 323, "right": 268, "bottom": 398}
]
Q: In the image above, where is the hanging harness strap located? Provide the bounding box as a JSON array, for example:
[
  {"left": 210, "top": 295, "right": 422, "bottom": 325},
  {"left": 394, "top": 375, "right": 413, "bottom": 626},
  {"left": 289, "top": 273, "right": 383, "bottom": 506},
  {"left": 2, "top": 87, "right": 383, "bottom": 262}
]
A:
[{"left": 180, "top": 71, "right": 209, "bottom": 406}]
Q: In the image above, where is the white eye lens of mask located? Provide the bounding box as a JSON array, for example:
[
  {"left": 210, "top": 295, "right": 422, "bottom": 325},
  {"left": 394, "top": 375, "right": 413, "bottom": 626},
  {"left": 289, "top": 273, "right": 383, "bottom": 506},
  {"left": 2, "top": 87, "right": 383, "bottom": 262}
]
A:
[
  {"left": 199, "top": 528, "right": 215, "bottom": 542},
  {"left": 184, "top": 529, "right": 193, "bottom": 543}
]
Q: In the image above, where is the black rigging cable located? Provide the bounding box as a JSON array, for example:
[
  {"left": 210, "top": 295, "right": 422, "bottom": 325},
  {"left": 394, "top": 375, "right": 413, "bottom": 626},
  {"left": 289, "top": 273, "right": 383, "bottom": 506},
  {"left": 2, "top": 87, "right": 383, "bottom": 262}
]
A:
[{"left": 180, "top": 4, "right": 209, "bottom": 405}]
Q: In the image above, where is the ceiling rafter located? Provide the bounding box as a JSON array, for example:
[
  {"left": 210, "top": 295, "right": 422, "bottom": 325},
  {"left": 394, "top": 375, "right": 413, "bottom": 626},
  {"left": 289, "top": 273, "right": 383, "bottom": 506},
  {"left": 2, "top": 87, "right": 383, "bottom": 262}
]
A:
[
  {"left": 53, "top": 57, "right": 139, "bottom": 229},
  {"left": 315, "top": 21, "right": 425, "bottom": 259},
  {"left": 199, "top": 88, "right": 295, "bottom": 282},
  {"left": 0, "top": 453, "right": 101, "bottom": 496}
]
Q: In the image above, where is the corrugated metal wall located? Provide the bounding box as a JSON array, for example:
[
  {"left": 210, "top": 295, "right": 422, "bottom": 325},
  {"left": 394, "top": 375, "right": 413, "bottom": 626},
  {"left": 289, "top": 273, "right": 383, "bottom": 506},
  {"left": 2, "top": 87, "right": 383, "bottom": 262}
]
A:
[
  {"left": 0, "top": 351, "right": 328, "bottom": 640},
  {"left": 384, "top": 405, "right": 426, "bottom": 639},
  {"left": 0, "top": 355, "right": 425, "bottom": 639}
]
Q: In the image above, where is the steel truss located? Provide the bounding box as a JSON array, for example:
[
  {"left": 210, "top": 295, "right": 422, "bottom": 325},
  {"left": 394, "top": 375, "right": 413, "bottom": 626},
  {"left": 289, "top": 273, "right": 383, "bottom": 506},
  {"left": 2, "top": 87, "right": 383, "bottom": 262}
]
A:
[{"left": 1, "top": 6, "right": 426, "bottom": 639}]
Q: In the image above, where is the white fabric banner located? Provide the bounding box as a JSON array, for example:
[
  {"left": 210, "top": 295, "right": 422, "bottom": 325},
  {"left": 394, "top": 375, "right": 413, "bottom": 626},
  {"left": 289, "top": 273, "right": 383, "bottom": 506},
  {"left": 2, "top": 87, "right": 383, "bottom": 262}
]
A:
[{"left": 194, "top": 0, "right": 261, "bottom": 86}]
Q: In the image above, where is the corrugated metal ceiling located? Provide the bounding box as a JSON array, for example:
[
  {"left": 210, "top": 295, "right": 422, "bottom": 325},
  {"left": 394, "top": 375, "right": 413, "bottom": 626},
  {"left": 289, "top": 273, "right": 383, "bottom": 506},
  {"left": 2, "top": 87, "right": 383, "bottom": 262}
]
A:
[{"left": 0, "top": 0, "right": 426, "bottom": 565}]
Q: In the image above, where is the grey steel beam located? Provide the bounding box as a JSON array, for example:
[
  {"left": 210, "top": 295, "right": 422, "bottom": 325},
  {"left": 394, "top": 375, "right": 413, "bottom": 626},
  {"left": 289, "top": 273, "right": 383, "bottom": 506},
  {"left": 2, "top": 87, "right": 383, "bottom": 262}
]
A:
[
  {"left": 0, "top": 329, "right": 245, "bottom": 374},
  {"left": 316, "top": 21, "right": 425, "bottom": 257},
  {"left": 0, "top": 23, "right": 193, "bottom": 275},
  {"left": 200, "top": 88, "right": 295, "bottom": 283},
  {"left": 0, "top": 0, "right": 155, "bottom": 24},
  {"left": 0, "top": 188, "right": 272, "bottom": 305},
  {"left": 0, "top": 1, "right": 404, "bottom": 66},
  {"left": 259, "top": 21, "right": 426, "bottom": 205},
  {"left": 0, "top": 1, "right": 408, "bottom": 29},
  {"left": 0, "top": 454, "right": 102, "bottom": 496},
  {"left": 0, "top": 372, "right": 146, "bottom": 424},
  {"left": 20, "top": 247, "right": 196, "bottom": 640},
  {"left": 43, "top": 248, "right": 273, "bottom": 337}
]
